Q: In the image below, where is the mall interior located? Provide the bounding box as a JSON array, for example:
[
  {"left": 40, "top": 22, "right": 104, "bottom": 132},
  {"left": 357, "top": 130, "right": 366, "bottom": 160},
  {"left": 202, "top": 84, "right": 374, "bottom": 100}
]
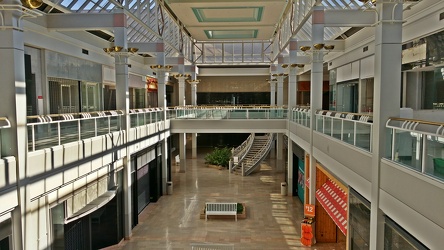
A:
[{"left": 0, "top": 0, "right": 443, "bottom": 249}]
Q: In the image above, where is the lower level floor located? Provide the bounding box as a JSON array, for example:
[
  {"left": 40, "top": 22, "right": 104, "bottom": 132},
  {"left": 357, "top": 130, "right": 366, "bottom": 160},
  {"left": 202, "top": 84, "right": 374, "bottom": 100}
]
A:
[{"left": 104, "top": 149, "right": 346, "bottom": 250}]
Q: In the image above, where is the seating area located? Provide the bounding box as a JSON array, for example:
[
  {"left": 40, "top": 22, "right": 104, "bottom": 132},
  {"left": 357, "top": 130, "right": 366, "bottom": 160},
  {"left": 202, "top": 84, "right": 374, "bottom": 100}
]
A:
[{"left": 205, "top": 202, "right": 238, "bottom": 221}]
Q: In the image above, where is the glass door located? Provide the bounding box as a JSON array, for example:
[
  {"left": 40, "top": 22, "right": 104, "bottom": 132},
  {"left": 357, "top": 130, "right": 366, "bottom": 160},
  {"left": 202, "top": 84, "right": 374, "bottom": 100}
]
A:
[{"left": 337, "top": 81, "right": 359, "bottom": 113}]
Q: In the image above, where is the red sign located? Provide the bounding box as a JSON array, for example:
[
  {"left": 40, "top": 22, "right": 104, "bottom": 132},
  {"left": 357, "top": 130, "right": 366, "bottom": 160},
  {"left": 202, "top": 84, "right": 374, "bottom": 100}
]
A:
[
  {"left": 304, "top": 204, "right": 315, "bottom": 218},
  {"left": 305, "top": 178, "right": 310, "bottom": 188},
  {"left": 38, "top": 96, "right": 43, "bottom": 99}
]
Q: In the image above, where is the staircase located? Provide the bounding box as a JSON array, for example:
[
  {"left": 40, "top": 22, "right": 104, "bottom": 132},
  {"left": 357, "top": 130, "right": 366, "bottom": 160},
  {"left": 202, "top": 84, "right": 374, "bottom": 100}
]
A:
[{"left": 231, "top": 133, "right": 274, "bottom": 176}]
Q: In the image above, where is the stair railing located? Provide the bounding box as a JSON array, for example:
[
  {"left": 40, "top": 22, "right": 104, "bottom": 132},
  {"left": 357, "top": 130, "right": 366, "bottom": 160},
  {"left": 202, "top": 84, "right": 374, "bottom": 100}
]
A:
[
  {"left": 230, "top": 133, "right": 255, "bottom": 173},
  {"left": 243, "top": 133, "right": 275, "bottom": 176}
]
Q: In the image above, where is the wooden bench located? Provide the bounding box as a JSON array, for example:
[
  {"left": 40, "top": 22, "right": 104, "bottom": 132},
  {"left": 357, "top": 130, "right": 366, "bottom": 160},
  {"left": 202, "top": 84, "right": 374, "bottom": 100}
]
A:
[{"left": 205, "top": 202, "right": 237, "bottom": 221}]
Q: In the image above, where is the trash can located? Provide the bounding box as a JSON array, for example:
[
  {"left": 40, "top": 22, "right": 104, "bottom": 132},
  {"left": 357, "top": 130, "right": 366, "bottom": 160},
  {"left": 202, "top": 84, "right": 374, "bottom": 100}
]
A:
[
  {"left": 281, "top": 182, "right": 287, "bottom": 196},
  {"left": 167, "top": 181, "right": 173, "bottom": 195}
]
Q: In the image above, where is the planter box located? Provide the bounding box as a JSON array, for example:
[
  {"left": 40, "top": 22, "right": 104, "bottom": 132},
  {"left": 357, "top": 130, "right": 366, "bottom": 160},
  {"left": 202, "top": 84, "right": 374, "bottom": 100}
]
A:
[
  {"left": 200, "top": 203, "right": 247, "bottom": 220},
  {"left": 207, "top": 164, "right": 225, "bottom": 170}
]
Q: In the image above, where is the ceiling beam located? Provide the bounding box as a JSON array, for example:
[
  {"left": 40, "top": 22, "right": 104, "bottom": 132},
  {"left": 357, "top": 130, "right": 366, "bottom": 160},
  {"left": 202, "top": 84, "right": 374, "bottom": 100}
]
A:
[
  {"left": 46, "top": 13, "right": 115, "bottom": 31},
  {"left": 324, "top": 10, "right": 376, "bottom": 27}
]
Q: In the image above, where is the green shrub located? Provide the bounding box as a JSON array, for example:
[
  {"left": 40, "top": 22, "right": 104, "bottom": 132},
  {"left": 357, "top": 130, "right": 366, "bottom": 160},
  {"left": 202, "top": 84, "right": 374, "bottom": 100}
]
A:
[
  {"left": 237, "top": 203, "right": 244, "bottom": 214},
  {"left": 204, "top": 147, "right": 232, "bottom": 168}
]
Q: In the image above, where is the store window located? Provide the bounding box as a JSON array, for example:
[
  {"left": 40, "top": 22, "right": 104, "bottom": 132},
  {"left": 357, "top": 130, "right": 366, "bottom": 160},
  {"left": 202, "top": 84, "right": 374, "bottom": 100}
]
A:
[
  {"left": 423, "top": 68, "right": 444, "bottom": 109},
  {"left": 384, "top": 216, "right": 428, "bottom": 250},
  {"left": 0, "top": 218, "right": 12, "bottom": 250},
  {"left": 51, "top": 202, "right": 65, "bottom": 250},
  {"left": 349, "top": 188, "right": 370, "bottom": 250}
]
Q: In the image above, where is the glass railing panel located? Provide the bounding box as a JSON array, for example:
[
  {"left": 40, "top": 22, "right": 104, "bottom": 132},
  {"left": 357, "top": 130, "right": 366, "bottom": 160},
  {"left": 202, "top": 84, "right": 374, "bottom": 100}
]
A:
[
  {"left": 324, "top": 117, "right": 333, "bottom": 136},
  {"left": 229, "top": 110, "right": 248, "bottom": 119},
  {"left": 342, "top": 120, "right": 355, "bottom": 145},
  {"left": 252, "top": 110, "right": 269, "bottom": 119},
  {"left": 393, "top": 131, "right": 422, "bottom": 172},
  {"left": 28, "top": 124, "right": 57, "bottom": 151},
  {"left": 109, "top": 116, "right": 121, "bottom": 131},
  {"left": 316, "top": 115, "right": 323, "bottom": 132},
  {"left": 60, "top": 120, "right": 81, "bottom": 145},
  {"left": 425, "top": 135, "right": 444, "bottom": 180},
  {"left": 332, "top": 119, "right": 342, "bottom": 140},
  {"left": 80, "top": 119, "right": 96, "bottom": 138},
  {"left": 130, "top": 115, "right": 138, "bottom": 127},
  {"left": 355, "top": 123, "right": 372, "bottom": 151},
  {"left": 96, "top": 117, "right": 111, "bottom": 136}
]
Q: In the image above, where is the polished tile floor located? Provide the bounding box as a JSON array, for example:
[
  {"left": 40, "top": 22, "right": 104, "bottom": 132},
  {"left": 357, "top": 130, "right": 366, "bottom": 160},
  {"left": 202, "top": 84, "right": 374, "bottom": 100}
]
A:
[{"left": 107, "top": 150, "right": 346, "bottom": 250}]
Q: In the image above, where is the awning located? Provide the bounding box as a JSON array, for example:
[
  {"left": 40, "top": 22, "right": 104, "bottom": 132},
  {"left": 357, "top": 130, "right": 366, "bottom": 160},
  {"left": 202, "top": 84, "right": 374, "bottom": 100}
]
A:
[
  {"left": 65, "top": 186, "right": 118, "bottom": 224},
  {"left": 315, "top": 179, "right": 347, "bottom": 235}
]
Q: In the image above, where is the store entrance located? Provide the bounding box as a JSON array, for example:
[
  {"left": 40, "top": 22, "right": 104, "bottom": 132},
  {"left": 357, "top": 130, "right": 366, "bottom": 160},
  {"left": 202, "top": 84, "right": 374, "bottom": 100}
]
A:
[{"left": 337, "top": 82, "right": 358, "bottom": 113}]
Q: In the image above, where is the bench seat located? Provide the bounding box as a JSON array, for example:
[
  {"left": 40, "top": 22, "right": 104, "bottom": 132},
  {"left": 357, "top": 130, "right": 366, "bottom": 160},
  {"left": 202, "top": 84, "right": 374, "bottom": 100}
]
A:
[{"left": 205, "top": 202, "right": 237, "bottom": 221}]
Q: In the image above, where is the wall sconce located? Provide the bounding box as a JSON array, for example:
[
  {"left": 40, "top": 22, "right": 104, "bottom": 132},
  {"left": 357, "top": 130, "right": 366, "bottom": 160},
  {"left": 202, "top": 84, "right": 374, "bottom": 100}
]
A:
[
  {"left": 21, "top": 0, "right": 43, "bottom": 9},
  {"left": 103, "top": 46, "right": 139, "bottom": 55},
  {"left": 313, "top": 43, "right": 324, "bottom": 50},
  {"left": 290, "top": 64, "right": 305, "bottom": 68},
  {"left": 300, "top": 46, "right": 311, "bottom": 52},
  {"left": 187, "top": 79, "right": 201, "bottom": 84},
  {"left": 150, "top": 65, "right": 173, "bottom": 71},
  {"left": 172, "top": 73, "right": 191, "bottom": 78}
]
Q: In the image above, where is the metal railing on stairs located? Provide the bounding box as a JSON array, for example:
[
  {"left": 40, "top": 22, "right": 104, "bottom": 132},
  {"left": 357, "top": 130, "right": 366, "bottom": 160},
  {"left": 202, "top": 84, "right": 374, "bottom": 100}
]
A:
[
  {"left": 241, "top": 134, "right": 274, "bottom": 176},
  {"left": 230, "top": 133, "right": 254, "bottom": 173}
]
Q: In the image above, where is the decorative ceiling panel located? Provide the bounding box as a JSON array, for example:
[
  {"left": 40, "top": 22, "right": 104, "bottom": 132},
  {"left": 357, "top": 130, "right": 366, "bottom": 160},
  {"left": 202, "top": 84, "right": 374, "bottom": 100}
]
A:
[
  {"left": 192, "top": 7, "right": 263, "bottom": 22},
  {"left": 204, "top": 30, "right": 259, "bottom": 39}
]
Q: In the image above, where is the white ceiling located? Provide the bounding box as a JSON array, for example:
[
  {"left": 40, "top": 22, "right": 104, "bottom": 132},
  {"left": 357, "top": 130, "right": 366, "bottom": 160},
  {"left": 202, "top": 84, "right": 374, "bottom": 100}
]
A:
[{"left": 165, "top": 0, "right": 289, "bottom": 41}]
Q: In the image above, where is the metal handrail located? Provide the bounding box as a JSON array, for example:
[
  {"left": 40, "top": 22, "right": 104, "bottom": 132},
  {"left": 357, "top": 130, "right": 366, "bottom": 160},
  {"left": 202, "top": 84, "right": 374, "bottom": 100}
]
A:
[
  {"left": 230, "top": 133, "right": 255, "bottom": 173},
  {"left": 243, "top": 133, "right": 274, "bottom": 176}
]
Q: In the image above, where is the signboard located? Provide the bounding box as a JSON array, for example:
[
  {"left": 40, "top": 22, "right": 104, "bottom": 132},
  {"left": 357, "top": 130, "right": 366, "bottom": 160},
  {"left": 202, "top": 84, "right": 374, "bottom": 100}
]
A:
[{"left": 304, "top": 204, "right": 315, "bottom": 218}]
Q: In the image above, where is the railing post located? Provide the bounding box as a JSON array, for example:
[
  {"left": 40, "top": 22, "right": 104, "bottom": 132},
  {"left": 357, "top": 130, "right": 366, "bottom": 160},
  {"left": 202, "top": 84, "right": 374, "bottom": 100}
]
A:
[
  {"left": 95, "top": 118, "right": 98, "bottom": 137},
  {"left": 78, "top": 119, "right": 81, "bottom": 141},
  {"left": 341, "top": 120, "right": 344, "bottom": 141},
  {"left": 242, "top": 163, "right": 244, "bottom": 176},
  {"left": 421, "top": 134, "right": 427, "bottom": 174},
  {"left": 353, "top": 121, "right": 357, "bottom": 146},
  {"left": 32, "top": 124, "right": 35, "bottom": 152},
  {"left": 58, "top": 123, "right": 61, "bottom": 146},
  {"left": 391, "top": 128, "right": 396, "bottom": 161},
  {"left": 108, "top": 116, "right": 111, "bottom": 133}
]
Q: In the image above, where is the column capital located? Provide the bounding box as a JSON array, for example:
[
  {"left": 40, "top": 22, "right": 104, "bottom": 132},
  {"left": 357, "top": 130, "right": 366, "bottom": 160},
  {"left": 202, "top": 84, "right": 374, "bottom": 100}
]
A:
[
  {"left": 150, "top": 65, "right": 173, "bottom": 73},
  {"left": 187, "top": 79, "right": 200, "bottom": 86},
  {"left": 171, "top": 74, "right": 190, "bottom": 81}
]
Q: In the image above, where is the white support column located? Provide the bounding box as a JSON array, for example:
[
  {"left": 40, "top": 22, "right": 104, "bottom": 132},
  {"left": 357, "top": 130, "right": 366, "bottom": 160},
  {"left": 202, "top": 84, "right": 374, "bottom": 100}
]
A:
[
  {"left": 269, "top": 81, "right": 277, "bottom": 107},
  {"left": 287, "top": 139, "right": 294, "bottom": 196},
  {"left": 370, "top": 2, "right": 403, "bottom": 249},
  {"left": 267, "top": 78, "right": 277, "bottom": 159},
  {"left": 112, "top": 8, "right": 132, "bottom": 239},
  {"left": 288, "top": 39, "right": 300, "bottom": 109},
  {"left": 309, "top": 6, "right": 325, "bottom": 207},
  {"left": 179, "top": 133, "right": 186, "bottom": 172},
  {"left": 286, "top": 40, "right": 299, "bottom": 196},
  {"left": 175, "top": 75, "right": 187, "bottom": 106},
  {"left": 151, "top": 40, "right": 170, "bottom": 193},
  {"left": 0, "top": 4, "right": 27, "bottom": 248},
  {"left": 188, "top": 79, "right": 199, "bottom": 159},
  {"left": 275, "top": 71, "right": 286, "bottom": 171},
  {"left": 269, "top": 64, "right": 277, "bottom": 106}
]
